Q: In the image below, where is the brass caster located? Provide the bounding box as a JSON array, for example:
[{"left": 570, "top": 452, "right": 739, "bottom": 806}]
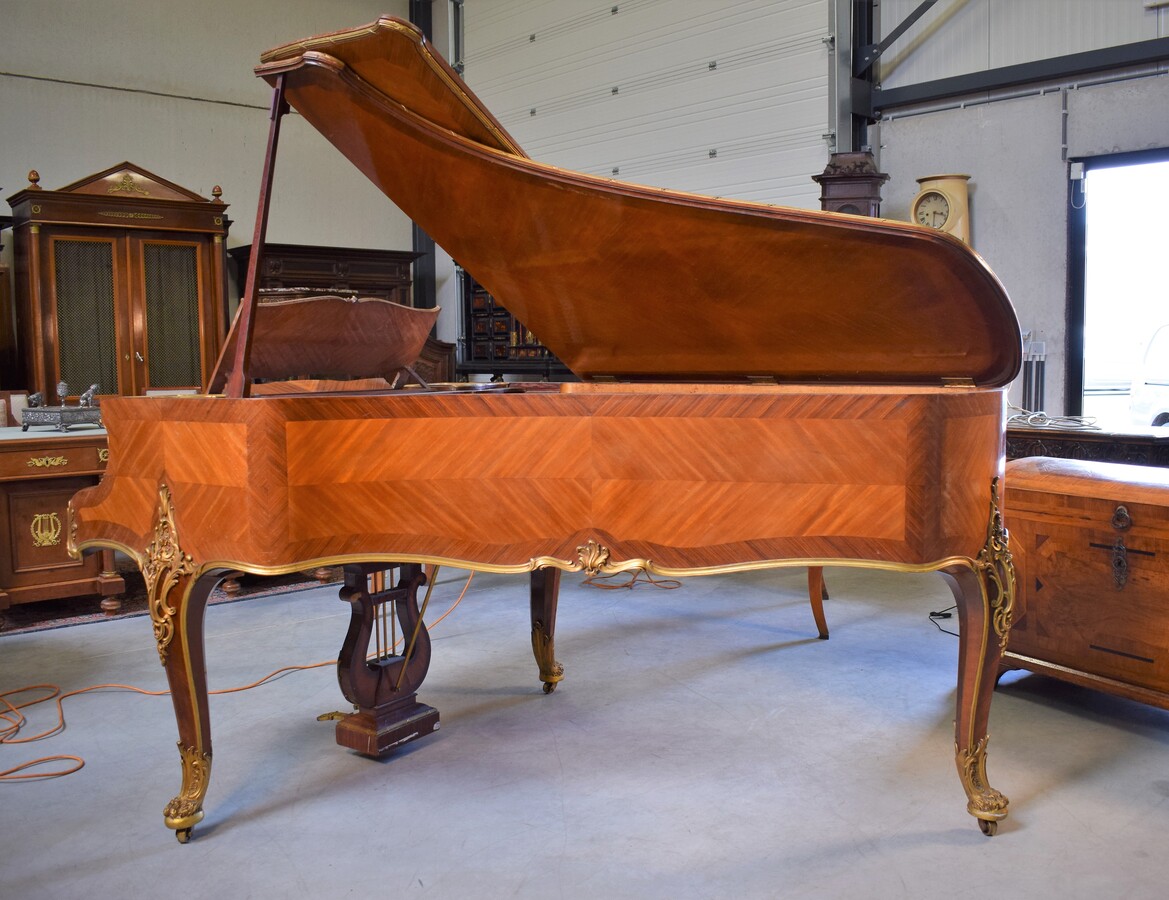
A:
[
  {"left": 175, "top": 827, "right": 193, "bottom": 844},
  {"left": 542, "top": 681, "right": 557, "bottom": 694},
  {"left": 978, "top": 818, "right": 998, "bottom": 837}
]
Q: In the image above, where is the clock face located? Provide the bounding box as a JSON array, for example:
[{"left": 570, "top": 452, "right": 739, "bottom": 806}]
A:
[{"left": 914, "top": 190, "right": 950, "bottom": 228}]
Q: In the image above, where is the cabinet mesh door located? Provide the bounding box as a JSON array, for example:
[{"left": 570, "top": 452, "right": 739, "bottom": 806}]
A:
[
  {"left": 143, "top": 243, "right": 201, "bottom": 389},
  {"left": 53, "top": 240, "right": 118, "bottom": 396}
]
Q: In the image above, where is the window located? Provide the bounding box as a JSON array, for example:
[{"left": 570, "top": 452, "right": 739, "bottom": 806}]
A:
[{"left": 1069, "top": 150, "right": 1169, "bottom": 425}]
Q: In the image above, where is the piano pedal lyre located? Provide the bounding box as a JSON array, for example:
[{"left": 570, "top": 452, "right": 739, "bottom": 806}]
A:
[{"left": 333, "top": 562, "right": 440, "bottom": 757}]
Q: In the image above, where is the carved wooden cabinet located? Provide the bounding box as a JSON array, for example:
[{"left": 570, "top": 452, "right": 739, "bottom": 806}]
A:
[
  {"left": 1003, "top": 457, "right": 1169, "bottom": 709},
  {"left": 1007, "top": 424, "right": 1169, "bottom": 468},
  {"left": 0, "top": 426, "right": 123, "bottom": 621},
  {"left": 6, "top": 163, "right": 230, "bottom": 399},
  {"left": 458, "top": 266, "right": 569, "bottom": 381},
  {"left": 228, "top": 242, "right": 416, "bottom": 304}
]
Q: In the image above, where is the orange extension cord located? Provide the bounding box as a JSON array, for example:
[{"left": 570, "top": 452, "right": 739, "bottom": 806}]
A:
[{"left": 0, "top": 570, "right": 475, "bottom": 783}]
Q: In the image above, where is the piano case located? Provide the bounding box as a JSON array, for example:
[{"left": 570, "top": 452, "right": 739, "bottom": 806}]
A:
[{"left": 1003, "top": 456, "right": 1169, "bottom": 708}]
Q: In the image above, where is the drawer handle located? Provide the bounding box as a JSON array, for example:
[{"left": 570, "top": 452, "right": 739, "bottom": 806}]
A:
[
  {"left": 1112, "top": 505, "right": 1132, "bottom": 531},
  {"left": 1112, "top": 538, "right": 1129, "bottom": 589}
]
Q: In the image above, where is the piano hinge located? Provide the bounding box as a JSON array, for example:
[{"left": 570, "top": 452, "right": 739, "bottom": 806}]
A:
[
  {"left": 747, "top": 375, "right": 779, "bottom": 385},
  {"left": 942, "top": 377, "right": 976, "bottom": 388}
]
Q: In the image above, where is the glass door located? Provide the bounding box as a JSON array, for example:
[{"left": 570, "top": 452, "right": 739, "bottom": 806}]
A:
[
  {"left": 48, "top": 234, "right": 121, "bottom": 400},
  {"left": 138, "top": 239, "right": 205, "bottom": 392}
]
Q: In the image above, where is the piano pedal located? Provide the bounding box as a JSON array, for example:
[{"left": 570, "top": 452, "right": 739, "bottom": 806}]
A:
[{"left": 316, "top": 709, "right": 353, "bottom": 722}]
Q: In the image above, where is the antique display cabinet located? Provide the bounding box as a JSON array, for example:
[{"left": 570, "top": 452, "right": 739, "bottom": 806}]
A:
[{"left": 7, "top": 163, "right": 230, "bottom": 399}]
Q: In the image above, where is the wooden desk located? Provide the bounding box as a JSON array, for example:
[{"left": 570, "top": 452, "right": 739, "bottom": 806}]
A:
[{"left": 0, "top": 426, "right": 123, "bottom": 623}]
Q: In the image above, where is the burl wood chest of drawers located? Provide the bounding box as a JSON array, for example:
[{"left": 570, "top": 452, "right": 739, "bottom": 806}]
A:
[
  {"left": 0, "top": 426, "right": 123, "bottom": 622},
  {"left": 1002, "top": 457, "right": 1169, "bottom": 708}
]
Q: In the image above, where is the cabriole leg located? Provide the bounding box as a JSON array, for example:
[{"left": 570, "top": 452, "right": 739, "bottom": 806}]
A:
[
  {"left": 140, "top": 484, "right": 221, "bottom": 843},
  {"left": 940, "top": 478, "right": 1017, "bottom": 835},
  {"left": 155, "top": 574, "right": 219, "bottom": 843},
  {"left": 530, "top": 567, "right": 564, "bottom": 693},
  {"left": 942, "top": 565, "right": 1010, "bottom": 835},
  {"left": 807, "top": 566, "right": 829, "bottom": 639}
]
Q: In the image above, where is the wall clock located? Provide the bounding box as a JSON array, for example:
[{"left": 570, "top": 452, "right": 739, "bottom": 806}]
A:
[{"left": 910, "top": 174, "right": 970, "bottom": 244}]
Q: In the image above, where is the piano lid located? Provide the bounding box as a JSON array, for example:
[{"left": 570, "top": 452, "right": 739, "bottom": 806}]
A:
[{"left": 257, "top": 17, "right": 1021, "bottom": 387}]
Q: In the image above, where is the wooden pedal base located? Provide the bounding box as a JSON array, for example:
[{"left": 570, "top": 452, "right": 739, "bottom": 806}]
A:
[{"left": 335, "top": 701, "right": 440, "bottom": 757}]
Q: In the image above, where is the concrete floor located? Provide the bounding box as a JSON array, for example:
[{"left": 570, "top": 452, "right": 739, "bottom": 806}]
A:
[{"left": 2, "top": 566, "right": 1168, "bottom": 898}]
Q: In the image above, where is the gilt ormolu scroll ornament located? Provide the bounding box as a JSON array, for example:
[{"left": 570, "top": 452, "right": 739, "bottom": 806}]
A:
[
  {"left": 141, "top": 484, "right": 197, "bottom": 666},
  {"left": 576, "top": 540, "right": 610, "bottom": 576},
  {"left": 165, "top": 742, "right": 211, "bottom": 842},
  {"left": 957, "top": 735, "right": 1008, "bottom": 829},
  {"left": 977, "top": 477, "right": 1016, "bottom": 652},
  {"left": 107, "top": 172, "right": 150, "bottom": 195}
]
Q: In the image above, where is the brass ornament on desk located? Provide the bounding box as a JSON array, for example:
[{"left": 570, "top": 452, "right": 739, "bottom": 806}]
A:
[
  {"left": 19, "top": 382, "right": 103, "bottom": 431},
  {"left": 30, "top": 512, "right": 63, "bottom": 547},
  {"left": 26, "top": 455, "right": 69, "bottom": 468}
]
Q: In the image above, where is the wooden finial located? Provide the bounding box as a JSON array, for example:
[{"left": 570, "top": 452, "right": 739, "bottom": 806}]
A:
[
  {"left": 211, "top": 185, "right": 223, "bottom": 203},
  {"left": 27, "top": 170, "right": 41, "bottom": 190}
]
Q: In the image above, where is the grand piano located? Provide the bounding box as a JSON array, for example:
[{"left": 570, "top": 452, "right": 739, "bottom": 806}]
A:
[{"left": 69, "top": 17, "right": 1021, "bottom": 842}]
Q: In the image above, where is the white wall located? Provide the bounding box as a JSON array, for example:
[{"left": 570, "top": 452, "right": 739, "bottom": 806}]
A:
[
  {"left": 4, "top": 0, "right": 1167, "bottom": 398},
  {"left": 461, "top": 0, "right": 829, "bottom": 207},
  {"left": 0, "top": 0, "right": 413, "bottom": 258},
  {"left": 447, "top": 0, "right": 832, "bottom": 361},
  {"left": 877, "top": 92, "right": 1069, "bottom": 411},
  {"left": 874, "top": 0, "right": 1169, "bottom": 413}
]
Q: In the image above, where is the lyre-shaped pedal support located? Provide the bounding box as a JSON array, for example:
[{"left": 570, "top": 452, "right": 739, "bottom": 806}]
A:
[{"left": 334, "top": 562, "right": 440, "bottom": 756}]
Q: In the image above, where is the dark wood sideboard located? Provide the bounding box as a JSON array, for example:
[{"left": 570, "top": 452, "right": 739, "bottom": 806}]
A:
[
  {"left": 1007, "top": 423, "right": 1169, "bottom": 467},
  {"left": 7, "top": 163, "right": 230, "bottom": 400}
]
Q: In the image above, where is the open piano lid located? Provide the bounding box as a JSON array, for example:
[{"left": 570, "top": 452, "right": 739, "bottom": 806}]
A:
[{"left": 257, "top": 17, "right": 1021, "bottom": 388}]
